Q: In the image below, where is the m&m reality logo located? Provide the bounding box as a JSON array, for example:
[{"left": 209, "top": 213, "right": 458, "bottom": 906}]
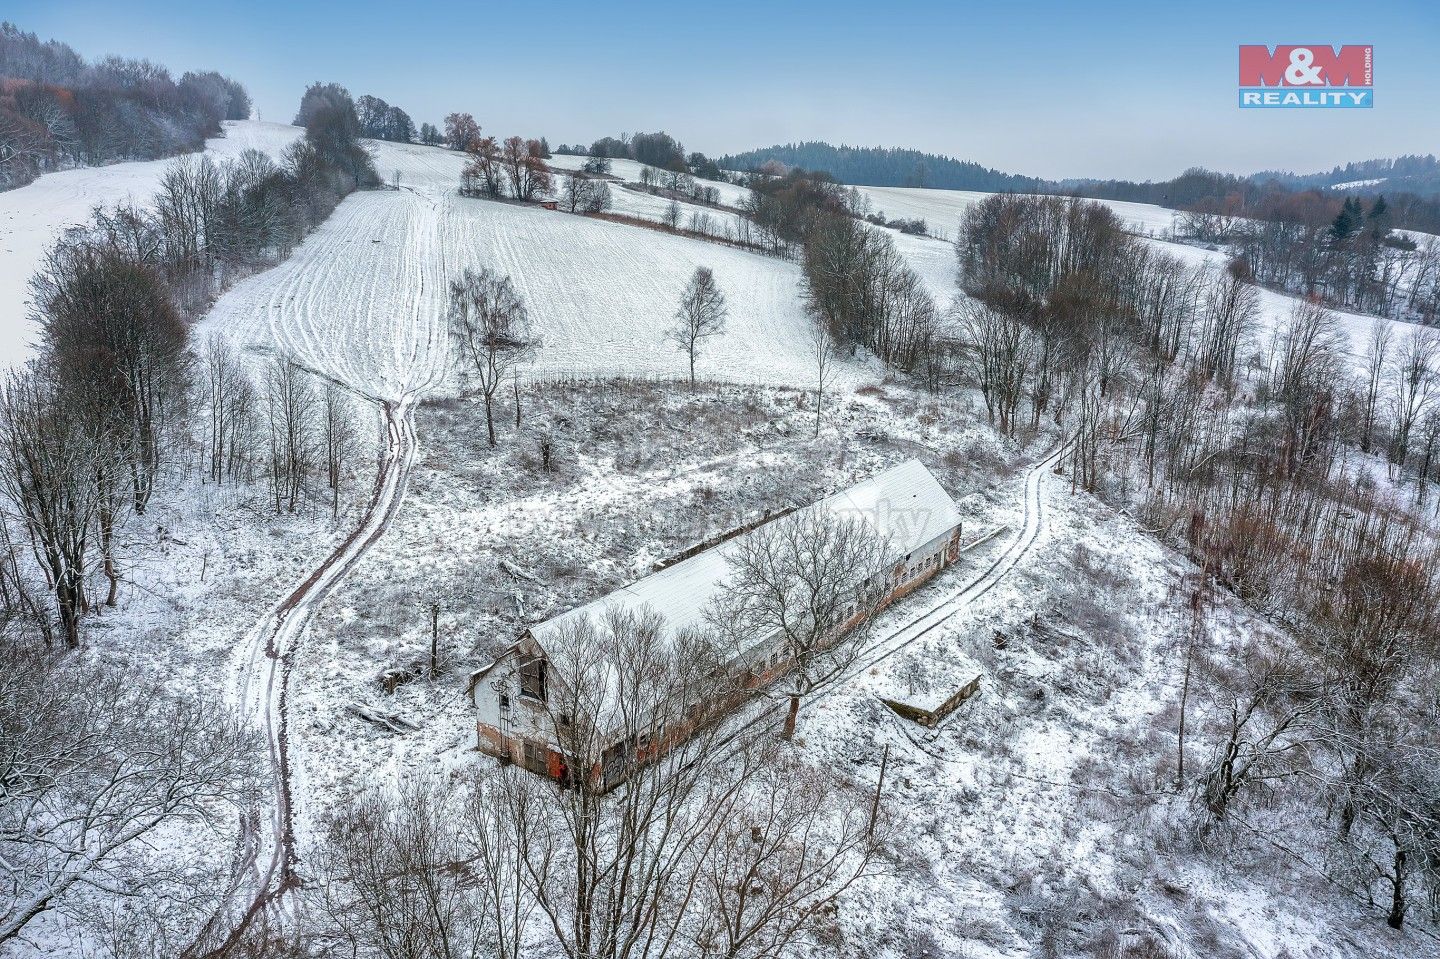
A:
[{"left": 1238, "top": 45, "right": 1373, "bottom": 108}]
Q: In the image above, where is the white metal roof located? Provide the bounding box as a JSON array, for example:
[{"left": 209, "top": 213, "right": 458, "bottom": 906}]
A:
[{"left": 528, "top": 458, "right": 960, "bottom": 650}]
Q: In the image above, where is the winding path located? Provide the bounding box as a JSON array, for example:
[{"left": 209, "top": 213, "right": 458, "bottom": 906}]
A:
[
  {"left": 188, "top": 397, "right": 423, "bottom": 956},
  {"left": 187, "top": 179, "right": 449, "bottom": 956}
]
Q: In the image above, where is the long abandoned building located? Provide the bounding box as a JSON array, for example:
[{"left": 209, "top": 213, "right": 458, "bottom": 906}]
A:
[{"left": 468, "top": 458, "right": 963, "bottom": 788}]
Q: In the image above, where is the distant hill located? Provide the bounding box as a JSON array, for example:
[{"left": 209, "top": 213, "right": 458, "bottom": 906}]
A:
[
  {"left": 1250, "top": 154, "right": 1440, "bottom": 197},
  {"left": 717, "top": 142, "right": 1043, "bottom": 193}
]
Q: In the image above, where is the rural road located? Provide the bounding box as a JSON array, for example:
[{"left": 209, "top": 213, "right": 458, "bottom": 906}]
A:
[
  {"left": 187, "top": 395, "right": 423, "bottom": 957},
  {"left": 838, "top": 440, "right": 1066, "bottom": 681}
]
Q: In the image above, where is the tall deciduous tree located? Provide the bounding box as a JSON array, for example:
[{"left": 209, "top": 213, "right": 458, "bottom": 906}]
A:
[
  {"left": 448, "top": 269, "right": 536, "bottom": 447},
  {"left": 711, "top": 509, "right": 892, "bottom": 739},
  {"left": 31, "top": 236, "right": 190, "bottom": 515},
  {"left": 444, "top": 112, "right": 481, "bottom": 152},
  {"left": 666, "top": 266, "right": 727, "bottom": 390}
]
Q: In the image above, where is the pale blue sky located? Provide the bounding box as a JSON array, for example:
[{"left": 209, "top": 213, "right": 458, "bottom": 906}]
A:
[{"left": 9, "top": 0, "right": 1438, "bottom": 180}]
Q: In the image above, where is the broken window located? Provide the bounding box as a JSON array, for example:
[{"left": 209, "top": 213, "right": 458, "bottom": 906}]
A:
[
  {"left": 522, "top": 740, "right": 547, "bottom": 775},
  {"left": 519, "top": 657, "right": 547, "bottom": 702}
]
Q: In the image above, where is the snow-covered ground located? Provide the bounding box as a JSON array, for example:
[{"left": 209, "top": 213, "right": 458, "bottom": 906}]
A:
[
  {"left": 16, "top": 125, "right": 1440, "bottom": 954},
  {"left": 201, "top": 137, "right": 869, "bottom": 393},
  {"left": 540, "top": 153, "right": 754, "bottom": 240},
  {"left": 1145, "top": 235, "right": 1393, "bottom": 367},
  {"left": 546, "top": 152, "right": 753, "bottom": 209},
  {"left": 0, "top": 121, "right": 302, "bottom": 366},
  {"left": 1330, "top": 177, "right": 1387, "bottom": 190},
  {"left": 852, "top": 184, "right": 1180, "bottom": 242}
]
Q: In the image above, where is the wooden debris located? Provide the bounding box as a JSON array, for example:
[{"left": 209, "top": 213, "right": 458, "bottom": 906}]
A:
[{"left": 348, "top": 703, "right": 419, "bottom": 734}]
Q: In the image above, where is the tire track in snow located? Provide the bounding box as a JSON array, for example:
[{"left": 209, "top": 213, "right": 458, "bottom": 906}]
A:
[
  {"left": 189, "top": 186, "right": 449, "bottom": 956},
  {"left": 718, "top": 442, "right": 1067, "bottom": 752}
]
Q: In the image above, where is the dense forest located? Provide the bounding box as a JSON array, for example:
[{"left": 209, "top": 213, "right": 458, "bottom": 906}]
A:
[
  {"left": 718, "top": 141, "right": 1043, "bottom": 192},
  {"left": 0, "top": 21, "right": 249, "bottom": 190}
]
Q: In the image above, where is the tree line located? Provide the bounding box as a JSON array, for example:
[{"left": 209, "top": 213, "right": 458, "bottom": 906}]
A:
[
  {"left": 719, "top": 141, "right": 1043, "bottom": 193},
  {"left": 0, "top": 81, "right": 375, "bottom": 649},
  {"left": 1177, "top": 192, "right": 1440, "bottom": 323},
  {"left": 555, "top": 130, "right": 726, "bottom": 184},
  {"left": 354, "top": 92, "right": 417, "bottom": 143},
  {"left": 0, "top": 22, "right": 251, "bottom": 190},
  {"left": 953, "top": 191, "right": 1440, "bottom": 930},
  {"left": 742, "top": 167, "right": 939, "bottom": 372}
]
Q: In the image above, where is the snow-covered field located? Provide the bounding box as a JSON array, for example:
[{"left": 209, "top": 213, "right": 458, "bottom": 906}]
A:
[
  {"left": 201, "top": 137, "right": 868, "bottom": 395},
  {"left": 546, "top": 152, "right": 753, "bottom": 208},
  {"left": 0, "top": 121, "right": 302, "bottom": 365},
  {"left": 853, "top": 184, "right": 1180, "bottom": 242}
]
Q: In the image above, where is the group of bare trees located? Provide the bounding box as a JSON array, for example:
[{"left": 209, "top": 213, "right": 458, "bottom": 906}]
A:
[
  {"left": 558, "top": 172, "right": 612, "bottom": 214},
  {"left": 804, "top": 214, "right": 938, "bottom": 371},
  {"left": 956, "top": 190, "right": 1440, "bottom": 928},
  {"left": 740, "top": 167, "right": 940, "bottom": 370},
  {"left": 1179, "top": 193, "right": 1440, "bottom": 324},
  {"left": 460, "top": 135, "right": 553, "bottom": 203},
  {"left": 0, "top": 82, "right": 373, "bottom": 646},
  {"left": 0, "top": 634, "right": 256, "bottom": 947},
  {"left": 0, "top": 22, "right": 250, "bottom": 189},
  {"left": 318, "top": 600, "right": 882, "bottom": 959},
  {"left": 355, "top": 93, "right": 416, "bottom": 144}
]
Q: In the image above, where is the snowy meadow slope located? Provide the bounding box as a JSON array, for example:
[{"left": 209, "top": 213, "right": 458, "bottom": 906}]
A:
[
  {"left": 0, "top": 121, "right": 302, "bottom": 365},
  {"left": 847, "top": 182, "right": 1417, "bottom": 369},
  {"left": 200, "top": 137, "right": 869, "bottom": 395}
]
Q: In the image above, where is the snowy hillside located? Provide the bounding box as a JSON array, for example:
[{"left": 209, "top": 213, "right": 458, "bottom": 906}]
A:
[
  {"left": 200, "top": 138, "right": 870, "bottom": 396},
  {"left": 852, "top": 184, "right": 1180, "bottom": 242},
  {"left": 841, "top": 182, "right": 1411, "bottom": 370},
  {"left": 546, "top": 152, "right": 753, "bottom": 208},
  {"left": 0, "top": 121, "right": 302, "bottom": 365}
]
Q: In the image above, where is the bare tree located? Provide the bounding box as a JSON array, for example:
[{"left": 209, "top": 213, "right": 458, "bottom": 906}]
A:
[
  {"left": 461, "top": 137, "right": 504, "bottom": 199},
  {"left": 694, "top": 761, "right": 879, "bottom": 959},
  {"left": 1194, "top": 263, "right": 1259, "bottom": 387},
  {"left": 501, "top": 137, "right": 552, "bottom": 202},
  {"left": 319, "top": 776, "right": 486, "bottom": 959},
  {"left": 0, "top": 365, "right": 101, "bottom": 647},
  {"left": 321, "top": 384, "right": 357, "bottom": 519},
  {"left": 710, "top": 509, "right": 892, "bottom": 739},
  {"left": 666, "top": 267, "right": 728, "bottom": 391},
  {"left": 1267, "top": 301, "right": 1348, "bottom": 477},
  {"left": 443, "top": 112, "right": 481, "bottom": 152},
  {"left": 662, "top": 199, "right": 682, "bottom": 230},
  {"left": 1388, "top": 326, "right": 1439, "bottom": 467},
  {"left": 480, "top": 607, "right": 880, "bottom": 959},
  {"left": 958, "top": 300, "right": 1030, "bottom": 437},
  {"left": 810, "top": 323, "right": 839, "bottom": 438},
  {"left": 0, "top": 637, "right": 254, "bottom": 945},
  {"left": 266, "top": 359, "right": 318, "bottom": 513},
  {"left": 199, "top": 336, "right": 250, "bottom": 484},
  {"left": 448, "top": 269, "right": 536, "bottom": 447},
  {"left": 31, "top": 235, "right": 190, "bottom": 516},
  {"left": 1360, "top": 319, "right": 1394, "bottom": 455},
  {"left": 560, "top": 174, "right": 611, "bottom": 215},
  {"left": 1198, "top": 651, "right": 1319, "bottom": 820}
]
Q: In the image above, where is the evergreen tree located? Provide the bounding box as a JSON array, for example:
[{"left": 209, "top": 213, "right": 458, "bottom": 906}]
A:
[
  {"left": 1367, "top": 195, "right": 1392, "bottom": 240},
  {"left": 1330, "top": 196, "right": 1363, "bottom": 244}
]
